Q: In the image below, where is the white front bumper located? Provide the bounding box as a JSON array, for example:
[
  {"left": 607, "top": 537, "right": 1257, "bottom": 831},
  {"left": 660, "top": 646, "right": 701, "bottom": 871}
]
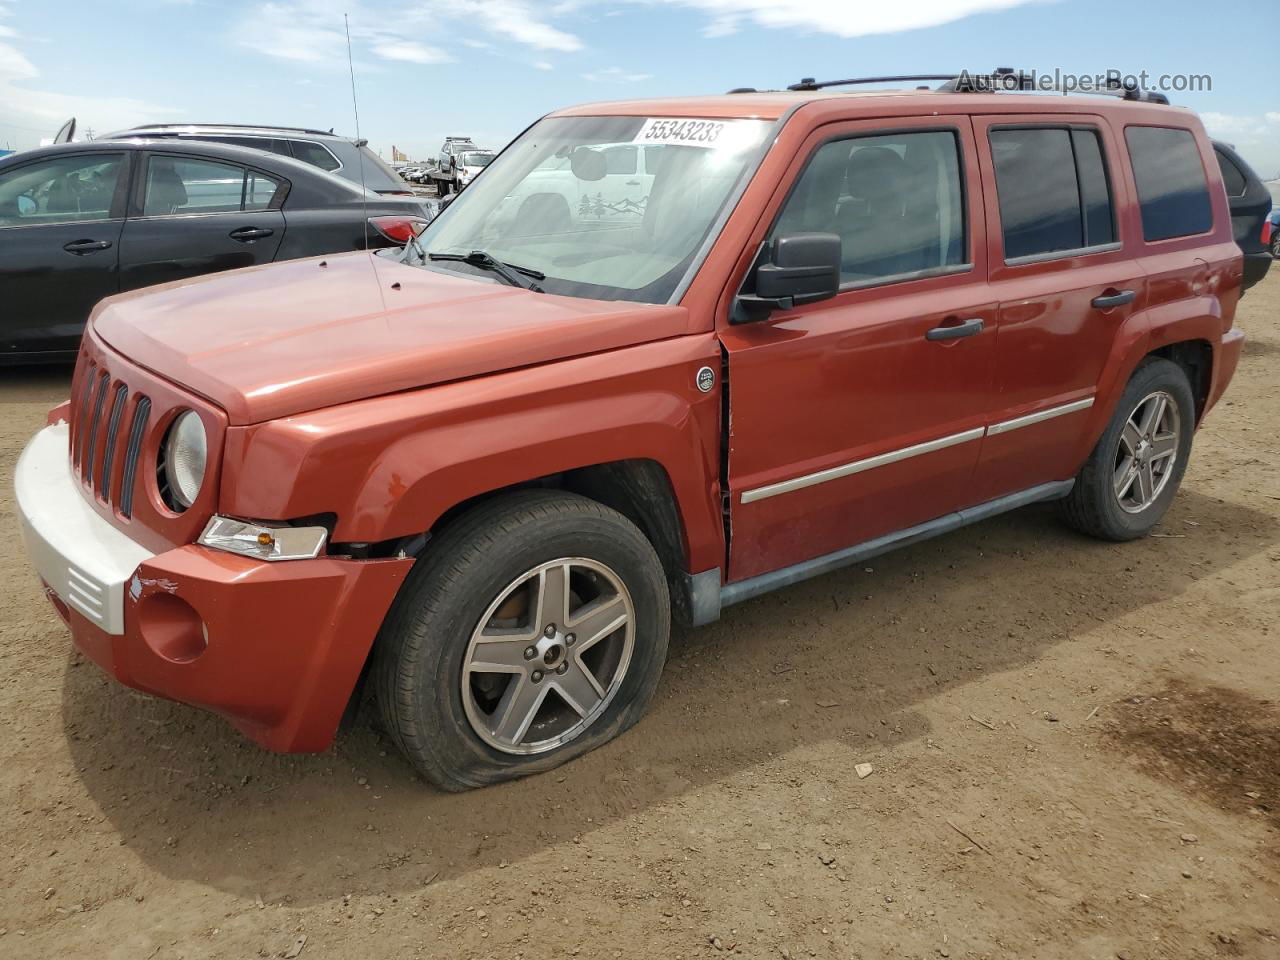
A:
[{"left": 14, "top": 422, "right": 155, "bottom": 635}]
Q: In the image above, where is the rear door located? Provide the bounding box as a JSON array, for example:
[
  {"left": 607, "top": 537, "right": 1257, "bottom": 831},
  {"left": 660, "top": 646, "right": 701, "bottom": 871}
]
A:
[
  {"left": 0, "top": 150, "right": 129, "bottom": 357},
  {"left": 117, "top": 152, "right": 285, "bottom": 291},
  {"left": 970, "top": 115, "right": 1145, "bottom": 502},
  {"left": 722, "top": 116, "right": 997, "bottom": 582}
]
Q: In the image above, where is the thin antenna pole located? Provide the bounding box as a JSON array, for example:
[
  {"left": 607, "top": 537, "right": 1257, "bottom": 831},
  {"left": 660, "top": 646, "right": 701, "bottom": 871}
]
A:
[{"left": 345, "top": 13, "right": 370, "bottom": 251}]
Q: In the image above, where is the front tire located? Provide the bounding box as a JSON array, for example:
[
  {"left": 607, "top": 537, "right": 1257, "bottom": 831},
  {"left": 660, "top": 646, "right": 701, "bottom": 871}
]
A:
[
  {"left": 372, "top": 490, "right": 670, "bottom": 791},
  {"left": 1058, "top": 357, "right": 1194, "bottom": 541}
]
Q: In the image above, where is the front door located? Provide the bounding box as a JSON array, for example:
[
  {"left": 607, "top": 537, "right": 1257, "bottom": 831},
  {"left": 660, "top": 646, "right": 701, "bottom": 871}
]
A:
[
  {"left": 722, "top": 117, "right": 996, "bottom": 582},
  {"left": 0, "top": 151, "right": 129, "bottom": 357},
  {"left": 118, "top": 153, "right": 285, "bottom": 292}
]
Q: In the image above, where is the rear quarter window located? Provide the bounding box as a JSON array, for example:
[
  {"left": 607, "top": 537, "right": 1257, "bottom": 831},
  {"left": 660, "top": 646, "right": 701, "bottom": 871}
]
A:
[
  {"left": 1213, "top": 147, "right": 1247, "bottom": 197},
  {"left": 1125, "top": 126, "right": 1213, "bottom": 241}
]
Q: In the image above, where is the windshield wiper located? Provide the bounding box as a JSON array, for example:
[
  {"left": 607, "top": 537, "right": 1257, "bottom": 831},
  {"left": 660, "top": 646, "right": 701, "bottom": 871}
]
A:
[{"left": 427, "top": 250, "right": 545, "bottom": 293}]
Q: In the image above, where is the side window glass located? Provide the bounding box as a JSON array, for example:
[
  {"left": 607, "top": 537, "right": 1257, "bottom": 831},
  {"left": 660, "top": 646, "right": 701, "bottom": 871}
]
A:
[
  {"left": 1071, "top": 129, "right": 1115, "bottom": 247},
  {"left": 1214, "top": 147, "right": 1247, "bottom": 197},
  {"left": 0, "top": 153, "right": 123, "bottom": 227},
  {"left": 603, "top": 145, "right": 638, "bottom": 176},
  {"left": 1125, "top": 126, "right": 1213, "bottom": 241},
  {"left": 143, "top": 157, "right": 245, "bottom": 216},
  {"left": 245, "top": 170, "right": 282, "bottom": 210},
  {"left": 770, "top": 129, "right": 966, "bottom": 285},
  {"left": 289, "top": 140, "right": 340, "bottom": 171}
]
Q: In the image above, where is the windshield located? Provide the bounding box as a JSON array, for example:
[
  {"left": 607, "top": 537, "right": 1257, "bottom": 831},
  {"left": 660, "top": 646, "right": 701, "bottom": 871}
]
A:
[
  {"left": 461, "top": 152, "right": 494, "bottom": 167},
  {"left": 418, "top": 115, "right": 771, "bottom": 303}
]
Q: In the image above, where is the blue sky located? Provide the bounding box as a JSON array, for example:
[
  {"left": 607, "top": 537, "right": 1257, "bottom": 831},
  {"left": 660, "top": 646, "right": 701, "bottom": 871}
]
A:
[{"left": 1, "top": 0, "right": 1277, "bottom": 177}]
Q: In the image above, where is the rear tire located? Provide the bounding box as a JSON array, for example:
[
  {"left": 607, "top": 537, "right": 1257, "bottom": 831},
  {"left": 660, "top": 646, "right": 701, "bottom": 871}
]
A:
[
  {"left": 372, "top": 490, "right": 670, "bottom": 791},
  {"left": 1058, "top": 357, "right": 1194, "bottom": 541}
]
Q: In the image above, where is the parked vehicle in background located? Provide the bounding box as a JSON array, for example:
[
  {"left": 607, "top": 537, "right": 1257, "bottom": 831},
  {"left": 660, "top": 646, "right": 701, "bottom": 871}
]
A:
[
  {"left": 1211, "top": 141, "right": 1273, "bottom": 286},
  {"left": 454, "top": 150, "right": 495, "bottom": 189},
  {"left": 0, "top": 138, "right": 429, "bottom": 362},
  {"left": 430, "top": 136, "right": 477, "bottom": 193},
  {"left": 15, "top": 75, "right": 1252, "bottom": 792},
  {"left": 104, "top": 124, "right": 415, "bottom": 196}
]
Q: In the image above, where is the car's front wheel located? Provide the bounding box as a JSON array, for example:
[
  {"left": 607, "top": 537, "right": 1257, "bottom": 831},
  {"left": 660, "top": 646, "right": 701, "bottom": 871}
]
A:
[
  {"left": 1059, "top": 357, "right": 1194, "bottom": 541},
  {"left": 372, "top": 490, "right": 670, "bottom": 791}
]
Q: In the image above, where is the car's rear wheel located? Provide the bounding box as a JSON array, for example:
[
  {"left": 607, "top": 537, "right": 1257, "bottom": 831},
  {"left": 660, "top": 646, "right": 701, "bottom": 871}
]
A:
[
  {"left": 1058, "top": 357, "right": 1194, "bottom": 541},
  {"left": 1271, "top": 231, "right": 1280, "bottom": 259},
  {"left": 372, "top": 490, "right": 670, "bottom": 791}
]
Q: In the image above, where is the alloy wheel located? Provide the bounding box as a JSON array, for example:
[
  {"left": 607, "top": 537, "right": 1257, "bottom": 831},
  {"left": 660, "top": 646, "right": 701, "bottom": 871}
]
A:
[
  {"left": 460, "top": 558, "right": 635, "bottom": 755},
  {"left": 1113, "top": 390, "right": 1180, "bottom": 513}
]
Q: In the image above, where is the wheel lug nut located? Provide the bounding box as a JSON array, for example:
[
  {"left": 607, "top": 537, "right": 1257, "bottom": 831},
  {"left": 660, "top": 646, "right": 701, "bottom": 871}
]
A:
[
  {"left": 565, "top": 633, "right": 576, "bottom": 646},
  {"left": 544, "top": 624, "right": 556, "bottom": 638},
  {"left": 524, "top": 646, "right": 537, "bottom": 660},
  {"left": 556, "top": 663, "right": 568, "bottom": 675},
  {"left": 531, "top": 670, "right": 543, "bottom": 683}
]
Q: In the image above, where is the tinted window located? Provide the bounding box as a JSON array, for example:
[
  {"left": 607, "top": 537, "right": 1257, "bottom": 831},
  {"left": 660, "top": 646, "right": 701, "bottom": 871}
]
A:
[
  {"left": 212, "top": 135, "right": 291, "bottom": 157},
  {"left": 245, "top": 170, "right": 282, "bottom": 210},
  {"left": 143, "top": 157, "right": 245, "bottom": 216},
  {"left": 0, "top": 153, "right": 123, "bottom": 226},
  {"left": 1214, "top": 147, "right": 1247, "bottom": 197},
  {"left": 289, "top": 140, "right": 340, "bottom": 171},
  {"left": 1072, "top": 129, "right": 1115, "bottom": 246},
  {"left": 1126, "top": 126, "right": 1213, "bottom": 241},
  {"left": 772, "top": 130, "right": 966, "bottom": 285}
]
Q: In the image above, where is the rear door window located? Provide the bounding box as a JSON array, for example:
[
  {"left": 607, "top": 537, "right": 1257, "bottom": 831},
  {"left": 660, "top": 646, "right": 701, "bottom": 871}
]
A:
[
  {"left": 1125, "top": 126, "right": 1213, "bottom": 241},
  {"left": 143, "top": 157, "right": 245, "bottom": 215},
  {"left": 988, "top": 126, "right": 1116, "bottom": 260}
]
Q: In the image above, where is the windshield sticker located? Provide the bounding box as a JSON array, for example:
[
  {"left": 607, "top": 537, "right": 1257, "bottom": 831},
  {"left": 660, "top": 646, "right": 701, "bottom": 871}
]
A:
[{"left": 632, "top": 118, "right": 761, "bottom": 150}]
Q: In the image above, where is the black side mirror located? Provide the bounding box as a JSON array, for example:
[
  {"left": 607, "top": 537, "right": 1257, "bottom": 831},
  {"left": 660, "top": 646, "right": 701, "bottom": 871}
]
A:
[{"left": 737, "top": 232, "right": 841, "bottom": 321}]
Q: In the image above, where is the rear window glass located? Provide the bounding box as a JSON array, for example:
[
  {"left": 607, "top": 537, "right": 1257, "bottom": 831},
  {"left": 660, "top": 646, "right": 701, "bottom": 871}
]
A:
[
  {"left": 1125, "top": 126, "right": 1213, "bottom": 241},
  {"left": 989, "top": 127, "right": 1115, "bottom": 260},
  {"left": 288, "top": 140, "right": 341, "bottom": 171},
  {"left": 1214, "top": 147, "right": 1247, "bottom": 197}
]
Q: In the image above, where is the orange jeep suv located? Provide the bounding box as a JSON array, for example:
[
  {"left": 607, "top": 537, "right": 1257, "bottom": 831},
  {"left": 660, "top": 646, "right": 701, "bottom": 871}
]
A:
[{"left": 16, "top": 73, "right": 1255, "bottom": 790}]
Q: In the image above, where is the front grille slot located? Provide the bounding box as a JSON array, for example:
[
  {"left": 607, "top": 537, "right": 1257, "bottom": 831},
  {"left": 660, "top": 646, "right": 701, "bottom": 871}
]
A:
[
  {"left": 99, "top": 384, "right": 128, "bottom": 497},
  {"left": 118, "top": 396, "right": 151, "bottom": 519},
  {"left": 82, "top": 372, "right": 110, "bottom": 482},
  {"left": 75, "top": 361, "right": 99, "bottom": 470}
]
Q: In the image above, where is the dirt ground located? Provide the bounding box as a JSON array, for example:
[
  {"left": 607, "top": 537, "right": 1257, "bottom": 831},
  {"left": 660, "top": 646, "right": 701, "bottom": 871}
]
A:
[{"left": 2, "top": 274, "right": 1278, "bottom": 960}]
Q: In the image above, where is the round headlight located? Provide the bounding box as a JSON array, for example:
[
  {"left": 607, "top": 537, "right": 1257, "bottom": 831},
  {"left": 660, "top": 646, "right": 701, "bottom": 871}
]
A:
[{"left": 163, "top": 410, "right": 207, "bottom": 510}]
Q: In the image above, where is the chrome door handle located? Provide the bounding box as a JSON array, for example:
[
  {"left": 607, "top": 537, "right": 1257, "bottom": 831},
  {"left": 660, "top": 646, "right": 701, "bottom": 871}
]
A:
[{"left": 926, "top": 317, "right": 984, "bottom": 341}]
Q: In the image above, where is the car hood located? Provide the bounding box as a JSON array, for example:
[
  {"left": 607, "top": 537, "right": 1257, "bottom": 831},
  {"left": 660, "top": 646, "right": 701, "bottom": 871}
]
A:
[{"left": 91, "top": 252, "right": 691, "bottom": 424}]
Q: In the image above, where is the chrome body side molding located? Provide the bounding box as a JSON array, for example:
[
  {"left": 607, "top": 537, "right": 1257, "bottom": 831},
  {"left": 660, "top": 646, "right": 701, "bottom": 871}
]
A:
[
  {"left": 740, "top": 427, "right": 985, "bottom": 505},
  {"left": 719, "top": 479, "right": 1075, "bottom": 612},
  {"left": 985, "top": 396, "right": 1095, "bottom": 436},
  {"left": 739, "top": 397, "right": 1095, "bottom": 505}
]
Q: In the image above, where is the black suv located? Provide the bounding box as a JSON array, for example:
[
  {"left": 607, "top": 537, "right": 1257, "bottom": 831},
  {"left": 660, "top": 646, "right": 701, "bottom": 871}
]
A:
[{"left": 105, "top": 124, "right": 413, "bottom": 196}]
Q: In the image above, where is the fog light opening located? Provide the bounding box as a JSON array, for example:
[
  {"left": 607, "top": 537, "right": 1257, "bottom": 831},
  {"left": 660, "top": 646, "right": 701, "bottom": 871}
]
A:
[{"left": 138, "top": 592, "right": 208, "bottom": 663}]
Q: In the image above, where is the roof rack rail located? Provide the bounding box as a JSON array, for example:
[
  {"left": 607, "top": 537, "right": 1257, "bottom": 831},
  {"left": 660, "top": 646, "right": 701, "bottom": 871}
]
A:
[
  {"left": 787, "top": 74, "right": 958, "bottom": 92},
  {"left": 780, "top": 68, "right": 1171, "bottom": 104},
  {"left": 122, "top": 122, "right": 340, "bottom": 136}
]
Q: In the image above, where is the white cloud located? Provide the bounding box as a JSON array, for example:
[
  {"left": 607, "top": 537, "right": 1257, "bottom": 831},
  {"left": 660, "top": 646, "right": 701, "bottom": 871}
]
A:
[
  {"left": 661, "top": 0, "right": 1043, "bottom": 39},
  {"left": 371, "top": 39, "right": 451, "bottom": 64},
  {"left": 582, "top": 66, "right": 652, "bottom": 83},
  {"left": 463, "top": 0, "right": 582, "bottom": 51},
  {"left": 533, "top": 60, "right": 554, "bottom": 70},
  {"left": 0, "top": 10, "right": 180, "bottom": 145},
  {"left": 0, "top": 38, "right": 37, "bottom": 80},
  {"left": 1201, "top": 112, "right": 1280, "bottom": 141}
]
